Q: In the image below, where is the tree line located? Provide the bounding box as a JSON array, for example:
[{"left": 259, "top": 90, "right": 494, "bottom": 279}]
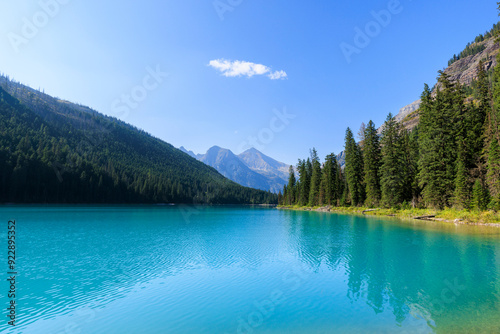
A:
[
  {"left": 0, "top": 85, "right": 277, "bottom": 204},
  {"left": 280, "top": 58, "right": 500, "bottom": 211}
]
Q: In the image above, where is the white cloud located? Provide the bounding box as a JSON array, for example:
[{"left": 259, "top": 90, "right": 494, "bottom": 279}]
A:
[
  {"left": 268, "top": 70, "right": 287, "bottom": 80},
  {"left": 208, "top": 59, "right": 287, "bottom": 80}
]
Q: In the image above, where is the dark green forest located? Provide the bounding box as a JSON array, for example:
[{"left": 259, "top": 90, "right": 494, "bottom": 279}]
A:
[
  {"left": 0, "top": 81, "right": 277, "bottom": 204},
  {"left": 280, "top": 35, "right": 500, "bottom": 211}
]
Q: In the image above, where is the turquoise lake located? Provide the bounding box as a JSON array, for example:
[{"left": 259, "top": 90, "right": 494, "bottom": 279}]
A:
[{"left": 1, "top": 205, "right": 500, "bottom": 333}]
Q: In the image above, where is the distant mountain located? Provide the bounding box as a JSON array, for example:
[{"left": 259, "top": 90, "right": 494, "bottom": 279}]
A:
[
  {"left": 0, "top": 75, "right": 277, "bottom": 204},
  {"left": 337, "top": 151, "right": 346, "bottom": 169},
  {"left": 183, "top": 146, "right": 289, "bottom": 193},
  {"left": 179, "top": 146, "right": 200, "bottom": 159},
  {"left": 238, "top": 148, "right": 289, "bottom": 181}
]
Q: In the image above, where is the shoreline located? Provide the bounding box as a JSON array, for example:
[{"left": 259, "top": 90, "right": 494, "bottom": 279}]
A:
[{"left": 278, "top": 205, "right": 500, "bottom": 227}]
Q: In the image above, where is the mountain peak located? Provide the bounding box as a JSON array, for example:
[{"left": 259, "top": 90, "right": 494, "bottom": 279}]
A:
[
  {"left": 207, "top": 145, "right": 224, "bottom": 152},
  {"left": 244, "top": 147, "right": 260, "bottom": 154},
  {"left": 178, "top": 146, "right": 198, "bottom": 159}
]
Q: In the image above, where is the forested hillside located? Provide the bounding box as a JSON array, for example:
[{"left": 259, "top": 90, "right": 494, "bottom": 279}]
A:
[
  {"left": 0, "top": 80, "right": 277, "bottom": 204},
  {"left": 280, "top": 17, "right": 500, "bottom": 211}
]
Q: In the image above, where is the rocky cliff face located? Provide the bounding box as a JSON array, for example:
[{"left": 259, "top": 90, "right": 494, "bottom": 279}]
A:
[
  {"left": 394, "top": 35, "right": 499, "bottom": 131},
  {"left": 444, "top": 38, "right": 499, "bottom": 88},
  {"left": 395, "top": 99, "right": 421, "bottom": 123}
]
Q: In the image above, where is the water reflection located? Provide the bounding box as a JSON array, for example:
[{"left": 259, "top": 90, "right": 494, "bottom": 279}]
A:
[
  {"left": 285, "top": 211, "right": 500, "bottom": 333},
  {"left": 1, "top": 206, "right": 499, "bottom": 333}
]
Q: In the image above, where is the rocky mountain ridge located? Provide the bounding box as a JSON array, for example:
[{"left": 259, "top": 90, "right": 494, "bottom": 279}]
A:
[
  {"left": 180, "top": 146, "right": 289, "bottom": 193},
  {"left": 395, "top": 31, "right": 499, "bottom": 131}
]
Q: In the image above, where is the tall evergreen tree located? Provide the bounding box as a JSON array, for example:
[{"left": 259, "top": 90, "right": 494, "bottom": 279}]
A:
[
  {"left": 485, "top": 53, "right": 500, "bottom": 209},
  {"left": 475, "top": 60, "right": 490, "bottom": 157},
  {"left": 297, "top": 159, "right": 311, "bottom": 206},
  {"left": 471, "top": 179, "right": 489, "bottom": 211},
  {"left": 320, "top": 153, "right": 339, "bottom": 206},
  {"left": 400, "top": 128, "right": 420, "bottom": 206},
  {"left": 344, "top": 128, "right": 364, "bottom": 206},
  {"left": 309, "top": 148, "right": 322, "bottom": 206},
  {"left": 486, "top": 139, "right": 500, "bottom": 210},
  {"left": 453, "top": 85, "right": 473, "bottom": 209},
  {"left": 418, "top": 73, "right": 460, "bottom": 209},
  {"left": 454, "top": 140, "right": 470, "bottom": 209},
  {"left": 287, "top": 165, "right": 296, "bottom": 205},
  {"left": 363, "top": 120, "right": 381, "bottom": 207},
  {"left": 380, "top": 113, "right": 404, "bottom": 207}
]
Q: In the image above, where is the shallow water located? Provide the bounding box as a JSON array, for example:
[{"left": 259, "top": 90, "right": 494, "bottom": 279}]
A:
[{"left": 1, "top": 205, "right": 499, "bottom": 333}]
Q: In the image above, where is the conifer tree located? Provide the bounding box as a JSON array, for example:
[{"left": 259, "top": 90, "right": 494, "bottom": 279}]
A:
[
  {"left": 471, "top": 179, "right": 489, "bottom": 211},
  {"left": 287, "top": 165, "right": 296, "bottom": 205},
  {"left": 280, "top": 186, "right": 287, "bottom": 205},
  {"left": 337, "top": 161, "right": 344, "bottom": 205},
  {"left": 309, "top": 148, "right": 322, "bottom": 206},
  {"left": 486, "top": 139, "right": 500, "bottom": 210},
  {"left": 344, "top": 128, "right": 364, "bottom": 206},
  {"left": 320, "top": 153, "right": 339, "bottom": 206},
  {"left": 400, "top": 128, "right": 420, "bottom": 206},
  {"left": 380, "top": 113, "right": 404, "bottom": 207},
  {"left": 454, "top": 84, "right": 473, "bottom": 209},
  {"left": 297, "top": 159, "right": 311, "bottom": 206},
  {"left": 485, "top": 53, "right": 500, "bottom": 210},
  {"left": 319, "top": 176, "right": 326, "bottom": 206},
  {"left": 475, "top": 60, "right": 490, "bottom": 155},
  {"left": 418, "top": 73, "right": 460, "bottom": 209},
  {"left": 363, "top": 120, "right": 381, "bottom": 207},
  {"left": 454, "top": 140, "right": 470, "bottom": 209}
]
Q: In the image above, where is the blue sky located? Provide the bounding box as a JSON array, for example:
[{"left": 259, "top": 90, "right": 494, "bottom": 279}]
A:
[{"left": 0, "top": 0, "right": 497, "bottom": 166}]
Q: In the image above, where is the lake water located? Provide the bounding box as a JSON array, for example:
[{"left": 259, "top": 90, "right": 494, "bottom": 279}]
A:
[{"left": 1, "top": 205, "right": 500, "bottom": 333}]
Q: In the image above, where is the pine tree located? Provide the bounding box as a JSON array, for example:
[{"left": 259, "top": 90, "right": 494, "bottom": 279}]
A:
[
  {"left": 418, "top": 73, "right": 459, "bottom": 209},
  {"left": 400, "top": 128, "right": 420, "bottom": 206},
  {"left": 380, "top": 113, "right": 404, "bottom": 207},
  {"left": 344, "top": 128, "right": 364, "bottom": 206},
  {"left": 471, "top": 179, "right": 489, "bottom": 211},
  {"left": 309, "top": 148, "right": 322, "bottom": 206},
  {"left": 320, "top": 153, "right": 339, "bottom": 206},
  {"left": 453, "top": 85, "right": 472, "bottom": 209},
  {"left": 475, "top": 60, "right": 490, "bottom": 155},
  {"left": 485, "top": 53, "right": 500, "bottom": 210},
  {"left": 297, "top": 159, "right": 311, "bottom": 206},
  {"left": 454, "top": 140, "right": 470, "bottom": 209},
  {"left": 287, "top": 165, "right": 296, "bottom": 205},
  {"left": 363, "top": 120, "right": 381, "bottom": 207},
  {"left": 486, "top": 139, "right": 500, "bottom": 210}
]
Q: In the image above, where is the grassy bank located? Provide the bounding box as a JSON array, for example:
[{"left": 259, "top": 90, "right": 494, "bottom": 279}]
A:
[{"left": 278, "top": 205, "right": 500, "bottom": 226}]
